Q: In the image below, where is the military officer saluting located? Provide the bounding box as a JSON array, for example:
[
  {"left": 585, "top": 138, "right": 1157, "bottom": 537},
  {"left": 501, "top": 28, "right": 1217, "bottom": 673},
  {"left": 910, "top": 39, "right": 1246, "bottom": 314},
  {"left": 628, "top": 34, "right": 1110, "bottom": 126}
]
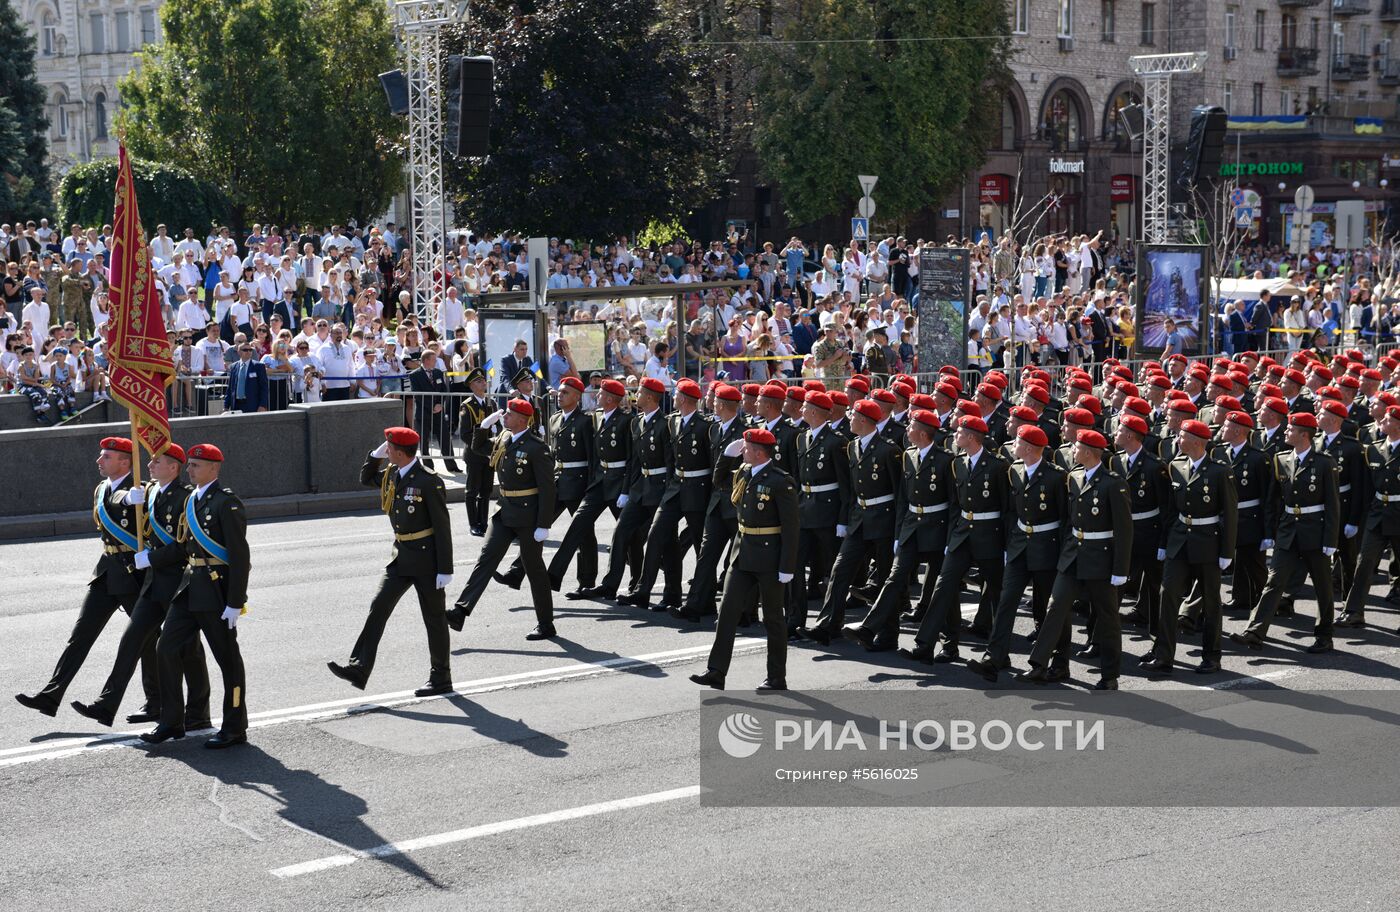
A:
[
  {"left": 1231, "top": 411, "right": 1339, "bottom": 654},
  {"left": 451, "top": 398, "right": 557, "bottom": 638},
  {"left": 141, "top": 444, "right": 251, "bottom": 749},
  {"left": 457, "top": 367, "right": 495, "bottom": 536},
  {"left": 328, "top": 426, "right": 454, "bottom": 696},
  {"left": 1339, "top": 404, "right": 1400, "bottom": 628},
  {"left": 690, "top": 427, "right": 800, "bottom": 691},
  {"left": 675, "top": 384, "right": 749, "bottom": 621}
]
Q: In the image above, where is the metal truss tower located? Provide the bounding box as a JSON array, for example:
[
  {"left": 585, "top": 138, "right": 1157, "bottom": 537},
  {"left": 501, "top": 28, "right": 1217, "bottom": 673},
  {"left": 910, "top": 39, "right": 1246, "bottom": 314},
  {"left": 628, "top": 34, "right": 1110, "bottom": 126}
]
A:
[{"left": 1130, "top": 52, "right": 1206, "bottom": 243}]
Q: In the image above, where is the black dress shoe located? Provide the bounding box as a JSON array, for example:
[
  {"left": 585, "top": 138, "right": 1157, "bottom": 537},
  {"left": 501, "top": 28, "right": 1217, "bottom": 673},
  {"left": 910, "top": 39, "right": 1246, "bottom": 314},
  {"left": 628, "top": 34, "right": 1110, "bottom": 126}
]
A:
[
  {"left": 1305, "top": 638, "right": 1334, "bottom": 654},
  {"left": 757, "top": 679, "right": 788, "bottom": 691},
  {"left": 1120, "top": 610, "right": 1148, "bottom": 626},
  {"left": 414, "top": 681, "right": 453, "bottom": 698},
  {"left": 470, "top": 527, "right": 486, "bottom": 537},
  {"left": 1015, "top": 666, "right": 1049, "bottom": 683},
  {"left": 1137, "top": 651, "right": 1158, "bottom": 665},
  {"left": 526, "top": 625, "right": 559, "bottom": 641},
  {"left": 867, "top": 640, "right": 897, "bottom": 653},
  {"left": 967, "top": 658, "right": 1001, "bottom": 683},
  {"left": 849, "top": 586, "right": 877, "bottom": 605},
  {"left": 125, "top": 707, "right": 160, "bottom": 724},
  {"left": 841, "top": 624, "right": 876, "bottom": 650},
  {"left": 615, "top": 592, "right": 646, "bottom": 608},
  {"left": 1094, "top": 676, "right": 1119, "bottom": 690},
  {"left": 1024, "top": 626, "right": 1040, "bottom": 644},
  {"left": 564, "top": 588, "right": 593, "bottom": 600},
  {"left": 1276, "top": 600, "right": 1296, "bottom": 617},
  {"left": 70, "top": 701, "right": 115, "bottom": 727},
  {"left": 668, "top": 606, "right": 703, "bottom": 622},
  {"left": 1194, "top": 659, "right": 1221, "bottom": 674},
  {"left": 1335, "top": 613, "right": 1366, "bottom": 629},
  {"left": 1044, "top": 665, "right": 1071, "bottom": 683},
  {"left": 803, "top": 626, "right": 832, "bottom": 646},
  {"left": 445, "top": 608, "right": 467, "bottom": 632},
  {"left": 205, "top": 731, "right": 248, "bottom": 749},
  {"left": 1078, "top": 644, "right": 1102, "bottom": 659},
  {"left": 185, "top": 718, "right": 213, "bottom": 731},
  {"left": 1228, "top": 630, "right": 1265, "bottom": 649},
  {"left": 689, "top": 669, "right": 725, "bottom": 690},
  {"left": 574, "top": 585, "right": 617, "bottom": 601},
  {"left": 14, "top": 693, "right": 57, "bottom": 717},
  {"left": 492, "top": 571, "right": 523, "bottom": 590},
  {"left": 963, "top": 625, "right": 991, "bottom": 640},
  {"left": 139, "top": 724, "right": 185, "bottom": 744},
  {"left": 327, "top": 661, "right": 367, "bottom": 690},
  {"left": 898, "top": 644, "right": 934, "bottom": 664},
  {"left": 1142, "top": 658, "right": 1174, "bottom": 675},
  {"left": 787, "top": 626, "right": 807, "bottom": 642},
  {"left": 931, "top": 646, "right": 960, "bottom": 664}
]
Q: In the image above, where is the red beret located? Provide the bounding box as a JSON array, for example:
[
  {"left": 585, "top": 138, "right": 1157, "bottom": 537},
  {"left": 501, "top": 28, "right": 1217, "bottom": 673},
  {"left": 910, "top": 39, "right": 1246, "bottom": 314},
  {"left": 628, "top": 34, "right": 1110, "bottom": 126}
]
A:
[
  {"left": 785, "top": 386, "right": 806, "bottom": 402},
  {"left": 1380, "top": 392, "right": 1400, "bottom": 407},
  {"left": 977, "top": 382, "right": 1002, "bottom": 401},
  {"left": 601, "top": 378, "right": 627, "bottom": 397},
  {"left": 384, "top": 425, "right": 421, "bottom": 446},
  {"left": 1181, "top": 420, "right": 1212, "bottom": 440},
  {"left": 853, "top": 400, "right": 883, "bottom": 422},
  {"left": 1212, "top": 358, "right": 1231, "bottom": 370},
  {"left": 1320, "top": 400, "right": 1348, "bottom": 419},
  {"left": 939, "top": 364, "right": 961, "bottom": 376},
  {"left": 1318, "top": 386, "right": 1342, "bottom": 402},
  {"left": 1362, "top": 368, "right": 1383, "bottom": 381},
  {"left": 1023, "top": 384, "right": 1050, "bottom": 404},
  {"left": 830, "top": 391, "right": 850, "bottom": 407},
  {"left": 162, "top": 443, "right": 186, "bottom": 463},
  {"left": 871, "top": 388, "right": 897, "bottom": 404},
  {"left": 714, "top": 384, "right": 742, "bottom": 402},
  {"left": 1010, "top": 405, "right": 1037, "bottom": 422},
  {"left": 1067, "top": 376, "right": 1093, "bottom": 392},
  {"left": 1017, "top": 424, "right": 1048, "bottom": 447},
  {"left": 960, "top": 415, "right": 989, "bottom": 434},
  {"left": 910, "top": 393, "right": 937, "bottom": 411},
  {"left": 1120, "top": 414, "right": 1149, "bottom": 436},
  {"left": 1079, "top": 397, "right": 1102, "bottom": 416},
  {"left": 507, "top": 397, "right": 534, "bottom": 417},
  {"left": 676, "top": 379, "right": 702, "bottom": 399},
  {"left": 1340, "top": 375, "right": 1362, "bottom": 389},
  {"left": 1189, "top": 366, "right": 1210, "bottom": 382},
  {"left": 956, "top": 400, "right": 983, "bottom": 417},
  {"left": 187, "top": 443, "right": 224, "bottom": 462},
  {"left": 845, "top": 376, "right": 870, "bottom": 394},
  {"left": 1267, "top": 365, "right": 1286, "bottom": 379},
  {"left": 912, "top": 409, "right": 941, "bottom": 431},
  {"left": 100, "top": 436, "right": 133, "bottom": 454},
  {"left": 891, "top": 382, "right": 915, "bottom": 400},
  {"left": 742, "top": 383, "right": 762, "bottom": 397},
  {"left": 758, "top": 383, "right": 786, "bottom": 401},
  {"left": 1261, "top": 397, "right": 1288, "bottom": 416},
  {"left": 1148, "top": 375, "right": 1171, "bottom": 390},
  {"left": 1076, "top": 429, "right": 1107, "bottom": 449},
  {"left": 1064, "top": 408, "right": 1094, "bottom": 427},
  {"left": 802, "top": 380, "right": 827, "bottom": 392},
  {"left": 935, "top": 381, "right": 961, "bottom": 400},
  {"left": 1289, "top": 412, "right": 1319, "bottom": 429},
  {"left": 1284, "top": 368, "right": 1307, "bottom": 386},
  {"left": 1224, "top": 410, "right": 1254, "bottom": 429},
  {"left": 1347, "top": 348, "right": 1365, "bottom": 361},
  {"left": 1311, "top": 366, "right": 1334, "bottom": 382},
  {"left": 640, "top": 377, "right": 667, "bottom": 396},
  {"left": 1258, "top": 382, "right": 1284, "bottom": 400},
  {"left": 941, "top": 374, "right": 964, "bottom": 393},
  {"left": 1168, "top": 353, "right": 1188, "bottom": 364},
  {"left": 1168, "top": 399, "right": 1198, "bottom": 415},
  {"left": 744, "top": 427, "right": 777, "bottom": 446},
  {"left": 1209, "top": 375, "right": 1232, "bottom": 390},
  {"left": 559, "top": 376, "right": 585, "bottom": 393},
  {"left": 985, "top": 372, "right": 1009, "bottom": 389},
  {"left": 1239, "top": 350, "right": 1259, "bottom": 362},
  {"left": 1124, "top": 396, "right": 1151, "bottom": 416},
  {"left": 1383, "top": 357, "right": 1400, "bottom": 370},
  {"left": 1388, "top": 405, "right": 1400, "bottom": 422},
  {"left": 894, "top": 374, "right": 916, "bottom": 387},
  {"left": 1214, "top": 395, "right": 1242, "bottom": 412},
  {"left": 805, "top": 391, "right": 833, "bottom": 411},
  {"left": 1167, "top": 389, "right": 1190, "bottom": 402},
  {"left": 1228, "top": 370, "right": 1251, "bottom": 386}
]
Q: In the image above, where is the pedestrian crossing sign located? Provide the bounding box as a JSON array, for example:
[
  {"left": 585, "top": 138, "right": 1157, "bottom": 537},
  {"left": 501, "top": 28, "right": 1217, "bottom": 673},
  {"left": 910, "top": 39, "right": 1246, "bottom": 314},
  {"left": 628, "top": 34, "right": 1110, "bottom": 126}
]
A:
[{"left": 851, "top": 218, "right": 869, "bottom": 242}]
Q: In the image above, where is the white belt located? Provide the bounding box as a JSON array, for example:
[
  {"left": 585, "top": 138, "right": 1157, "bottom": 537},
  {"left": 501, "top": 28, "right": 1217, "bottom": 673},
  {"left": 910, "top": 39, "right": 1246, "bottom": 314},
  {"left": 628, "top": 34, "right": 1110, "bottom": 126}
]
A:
[
  {"left": 601, "top": 460, "right": 627, "bottom": 470},
  {"left": 858, "top": 494, "right": 894, "bottom": 508},
  {"left": 1377, "top": 491, "right": 1399, "bottom": 503},
  {"left": 642, "top": 467, "right": 668, "bottom": 476},
  {"left": 1072, "top": 528, "right": 1115, "bottom": 541},
  {"left": 802, "top": 483, "right": 839, "bottom": 493},
  {"left": 1019, "top": 519, "right": 1061, "bottom": 534},
  {"left": 559, "top": 461, "right": 588, "bottom": 469},
  {"left": 1130, "top": 508, "right": 1160, "bottom": 521},
  {"left": 1286, "top": 503, "right": 1326, "bottom": 516},
  {"left": 910, "top": 502, "right": 951, "bottom": 515},
  {"left": 1338, "top": 484, "right": 1352, "bottom": 494},
  {"left": 1236, "top": 498, "right": 1261, "bottom": 509},
  {"left": 676, "top": 469, "right": 710, "bottom": 479},
  {"left": 961, "top": 510, "right": 1002, "bottom": 521},
  {"left": 1178, "top": 515, "right": 1220, "bottom": 527}
]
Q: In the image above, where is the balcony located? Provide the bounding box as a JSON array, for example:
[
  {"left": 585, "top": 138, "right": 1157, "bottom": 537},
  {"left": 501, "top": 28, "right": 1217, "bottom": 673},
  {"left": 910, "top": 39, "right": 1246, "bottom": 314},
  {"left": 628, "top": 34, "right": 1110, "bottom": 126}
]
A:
[
  {"left": 1383, "top": 0, "right": 1400, "bottom": 19},
  {"left": 1332, "top": 0, "right": 1371, "bottom": 14},
  {"left": 1381, "top": 59, "right": 1400, "bottom": 86},
  {"left": 1277, "top": 0, "right": 1323, "bottom": 7},
  {"left": 1278, "top": 46, "right": 1321, "bottom": 77},
  {"left": 1332, "top": 52, "right": 1372, "bottom": 80}
]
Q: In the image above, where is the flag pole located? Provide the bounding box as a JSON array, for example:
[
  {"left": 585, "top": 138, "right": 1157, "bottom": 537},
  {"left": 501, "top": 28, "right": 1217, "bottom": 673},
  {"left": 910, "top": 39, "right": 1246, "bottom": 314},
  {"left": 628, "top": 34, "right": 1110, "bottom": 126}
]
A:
[{"left": 132, "top": 432, "right": 145, "bottom": 551}]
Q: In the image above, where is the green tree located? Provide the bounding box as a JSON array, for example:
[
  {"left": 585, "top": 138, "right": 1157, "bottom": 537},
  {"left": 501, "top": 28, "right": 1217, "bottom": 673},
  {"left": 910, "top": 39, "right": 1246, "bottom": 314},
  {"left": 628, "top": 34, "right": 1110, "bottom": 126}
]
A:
[
  {"left": 752, "top": 0, "right": 1009, "bottom": 225},
  {"left": 118, "top": 0, "right": 402, "bottom": 228},
  {"left": 441, "top": 0, "right": 727, "bottom": 239},
  {"left": 56, "top": 157, "right": 231, "bottom": 236},
  {"left": 0, "top": 0, "right": 53, "bottom": 220}
]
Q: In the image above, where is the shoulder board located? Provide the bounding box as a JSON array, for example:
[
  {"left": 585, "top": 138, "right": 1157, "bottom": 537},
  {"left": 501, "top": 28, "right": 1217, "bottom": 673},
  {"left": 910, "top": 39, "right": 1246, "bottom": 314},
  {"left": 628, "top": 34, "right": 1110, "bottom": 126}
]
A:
[{"left": 221, "top": 487, "right": 235, "bottom": 495}]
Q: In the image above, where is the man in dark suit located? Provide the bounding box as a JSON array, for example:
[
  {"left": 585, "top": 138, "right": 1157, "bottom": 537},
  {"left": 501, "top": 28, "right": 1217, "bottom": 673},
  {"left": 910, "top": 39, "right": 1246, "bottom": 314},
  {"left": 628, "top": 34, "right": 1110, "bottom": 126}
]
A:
[
  {"left": 224, "top": 343, "right": 270, "bottom": 413},
  {"left": 457, "top": 368, "right": 494, "bottom": 535},
  {"left": 1227, "top": 301, "right": 1251, "bottom": 354},
  {"left": 409, "top": 349, "right": 457, "bottom": 470},
  {"left": 1250, "top": 290, "right": 1274, "bottom": 352},
  {"left": 498, "top": 339, "right": 533, "bottom": 397}
]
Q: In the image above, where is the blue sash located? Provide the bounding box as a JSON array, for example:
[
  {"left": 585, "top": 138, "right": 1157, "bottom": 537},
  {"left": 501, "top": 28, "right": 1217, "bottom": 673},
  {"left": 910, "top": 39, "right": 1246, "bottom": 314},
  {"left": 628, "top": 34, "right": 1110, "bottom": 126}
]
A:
[
  {"left": 146, "top": 487, "right": 176, "bottom": 546},
  {"left": 184, "top": 493, "right": 230, "bottom": 563},
  {"left": 96, "top": 482, "right": 139, "bottom": 551}
]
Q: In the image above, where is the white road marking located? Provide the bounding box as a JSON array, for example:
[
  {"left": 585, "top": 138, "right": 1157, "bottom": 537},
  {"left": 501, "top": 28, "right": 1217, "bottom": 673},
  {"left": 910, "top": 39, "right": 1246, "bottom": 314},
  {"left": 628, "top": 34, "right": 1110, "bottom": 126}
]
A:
[
  {"left": 0, "top": 640, "right": 764, "bottom": 768},
  {"left": 270, "top": 785, "right": 702, "bottom": 878}
]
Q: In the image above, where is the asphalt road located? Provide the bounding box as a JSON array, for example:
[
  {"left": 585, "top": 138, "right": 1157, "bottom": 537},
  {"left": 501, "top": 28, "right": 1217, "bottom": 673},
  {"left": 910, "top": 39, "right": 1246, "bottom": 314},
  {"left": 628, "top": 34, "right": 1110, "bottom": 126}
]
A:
[{"left": 3, "top": 507, "right": 1400, "bottom": 911}]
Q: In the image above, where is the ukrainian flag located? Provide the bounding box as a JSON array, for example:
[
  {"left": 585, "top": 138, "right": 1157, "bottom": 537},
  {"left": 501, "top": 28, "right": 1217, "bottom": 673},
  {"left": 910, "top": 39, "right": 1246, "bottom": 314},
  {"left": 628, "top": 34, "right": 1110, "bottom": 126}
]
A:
[
  {"left": 484, "top": 358, "right": 495, "bottom": 378},
  {"left": 1355, "top": 117, "right": 1383, "bottom": 135}
]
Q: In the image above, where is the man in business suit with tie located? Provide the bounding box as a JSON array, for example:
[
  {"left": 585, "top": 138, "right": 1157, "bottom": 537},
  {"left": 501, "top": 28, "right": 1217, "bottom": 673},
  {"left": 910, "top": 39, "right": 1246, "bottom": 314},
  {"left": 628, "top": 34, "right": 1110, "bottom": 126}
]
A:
[{"left": 224, "top": 343, "right": 270, "bottom": 413}]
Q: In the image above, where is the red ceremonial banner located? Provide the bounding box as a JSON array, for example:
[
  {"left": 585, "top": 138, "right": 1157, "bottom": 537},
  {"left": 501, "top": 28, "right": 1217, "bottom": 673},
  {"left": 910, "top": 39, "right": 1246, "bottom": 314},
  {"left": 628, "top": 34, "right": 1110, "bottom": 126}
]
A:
[{"left": 107, "top": 144, "right": 174, "bottom": 457}]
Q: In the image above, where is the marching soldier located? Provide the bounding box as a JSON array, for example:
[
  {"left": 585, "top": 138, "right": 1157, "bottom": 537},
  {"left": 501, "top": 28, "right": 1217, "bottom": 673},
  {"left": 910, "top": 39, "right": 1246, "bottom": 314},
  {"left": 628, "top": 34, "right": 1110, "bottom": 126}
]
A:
[
  {"left": 1253, "top": 396, "right": 1290, "bottom": 455},
  {"left": 870, "top": 388, "right": 903, "bottom": 448},
  {"left": 674, "top": 384, "right": 748, "bottom": 621},
  {"left": 1230, "top": 412, "right": 1338, "bottom": 654},
  {"left": 70, "top": 443, "right": 211, "bottom": 729},
  {"left": 789, "top": 390, "right": 850, "bottom": 633},
  {"left": 457, "top": 367, "right": 495, "bottom": 536},
  {"left": 1018, "top": 429, "right": 1132, "bottom": 688},
  {"left": 1111, "top": 415, "right": 1170, "bottom": 636},
  {"left": 141, "top": 444, "right": 251, "bottom": 749},
  {"left": 1213, "top": 411, "right": 1272, "bottom": 616},
  {"left": 328, "top": 427, "right": 453, "bottom": 696},
  {"left": 449, "top": 398, "right": 558, "bottom": 639},
  {"left": 755, "top": 382, "right": 801, "bottom": 474},
  {"left": 556, "top": 378, "right": 638, "bottom": 596},
  {"left": 689, "top": 427, "right": 800, "bottom": 691},
  {"left": 1318, "top": 399, "right": 1365, "bottom": 597},
  {"left": 1339, "top": 404, "right": 1400, "bottom": 628}
]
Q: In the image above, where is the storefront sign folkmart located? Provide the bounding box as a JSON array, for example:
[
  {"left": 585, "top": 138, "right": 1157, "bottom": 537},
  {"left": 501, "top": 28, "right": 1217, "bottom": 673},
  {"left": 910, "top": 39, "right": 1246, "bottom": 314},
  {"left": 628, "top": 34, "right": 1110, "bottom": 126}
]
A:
[
  {"left": 1219, "top": 161, "right": 1304, "bottom": 177},
  {"left": 1049, "top": 158, "right": 1086, "bottom": 174}
]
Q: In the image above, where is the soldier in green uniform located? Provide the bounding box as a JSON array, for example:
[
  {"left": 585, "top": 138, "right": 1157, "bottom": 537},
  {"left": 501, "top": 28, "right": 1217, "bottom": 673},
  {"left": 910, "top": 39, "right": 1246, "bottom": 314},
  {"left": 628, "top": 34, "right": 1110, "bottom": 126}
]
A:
[
  {"left": 1230, "top": 411, "right": 1339, "bottom": 654},
  {"left": 690, "top": 427, "right": 800, "bottom": 691},
  {"left": 1318, "top": 399, "right": 1365, "bottom": 598},
  {"left": 457, "top": 367, "right": 495, "bottom": 536},
  {"left": 70, "top": 443, "right": 211, "bottom": 729},
  {"left": 141, "top": 444, "right": 251, "bottom": 749},
  {"left": 1339, "top": 404, "right": 1400, "bottom": 628},
  {"left": 1018, "top": 429, "right": 1132, "bottom": 689},
  {"left": 788, "top": 390, "right": 850, "bottom": 632},
  {"left": 16, "top": 437, "right": 166, "bottom": 721},
  {"left": 328, "top": 426, "right": 454, "bottom": 695},
  {"left": 1253, "top": 396, "right": 1289, "bottom": 455},
  {"left": 1051, "top": 408, "right": 1095, "bottom": 471},
  {"left": 557, "top": 378, "right": 638, "bottom": 596},
  {"left": 675, "top": 384, "right": 749, "bottom": 621},
  {"left": 1111, "top": 414, "right": 1170, "bottom": 634},
  {"left": 449, "top": 398, "right": 558, "bottom": 639},
  {"left": 1213, "top": 411, "right": 1272, "bottom": 616}
]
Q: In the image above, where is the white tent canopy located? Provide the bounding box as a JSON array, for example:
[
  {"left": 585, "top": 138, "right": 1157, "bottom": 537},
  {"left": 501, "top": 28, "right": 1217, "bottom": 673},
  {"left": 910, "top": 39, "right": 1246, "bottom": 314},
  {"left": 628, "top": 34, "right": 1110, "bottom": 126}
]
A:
[{"left": 1212, "top": 277, "right": 1306, "bottom": 304}]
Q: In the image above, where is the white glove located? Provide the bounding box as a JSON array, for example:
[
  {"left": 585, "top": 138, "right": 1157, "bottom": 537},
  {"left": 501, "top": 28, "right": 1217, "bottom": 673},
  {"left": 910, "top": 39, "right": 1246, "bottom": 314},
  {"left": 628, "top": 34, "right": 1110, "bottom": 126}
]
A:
[
  {"left": 370, "top": 441, "right": 390, "bottom": 458},
  {"left": 778, "top": 572, "right": 794, "bottom": 584},
  {"left": 1323, "top": 546, "right": 1337, "bottom": 557},
  {"left": 1110, "top": 575, "right": 1128, "bottom": 587},
  {"left": 134, "top": 550, "right": 151, "bottom": 570},
  {"left": 1218, "top": 557, "right": 1232, "bottom": 570},
  {"left": 1344, "top": 524, "right": 1358, "bottom": 539},
  {"left": 533, "top": 527, "right": 548, "bottom": 542},
  {"left": 221, "top": 606, "right": 240, "bottom": 630},
  {"left": 723, "top": 439, "right": 745, "bottom": 457},
  {"left": 1261, "top": 539, "right": 1274, "bottom": 551},
  {"left": 124, "top": 488, "right": 146, "bottom": 506},
  {"left": 616, "top": 494, "right": 629, "bottom": 509},
  {"left": 1156, "top": 548, "right": 1167, "bottom": 561},
  {"left": 836, "top": 524, "right": 847, "bottom": 538},
  {"left": 435, "top": 573, "right": 452, "bottom": 590},
  {"left": 480, "top": 409, "right": 505, "bottom": 429}
]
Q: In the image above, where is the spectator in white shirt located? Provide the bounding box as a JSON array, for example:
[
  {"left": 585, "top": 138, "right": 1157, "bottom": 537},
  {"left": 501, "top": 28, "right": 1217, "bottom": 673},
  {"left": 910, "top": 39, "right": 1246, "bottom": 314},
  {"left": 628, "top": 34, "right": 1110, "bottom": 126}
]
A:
[
  {"left": 150, "top": 224, "right": 176, "bottom": 263},
  {"left": 196, "top": 323, "right": 230, "bottom": 374},
  {"left": 173, "top": 287, "right": 209, "bottom": 331},
  {"left": 317, "top": 324, "right": 355, "bottom": 400},
  {"left": 175, "top": 227, "right": 205, "bottom": 263}
]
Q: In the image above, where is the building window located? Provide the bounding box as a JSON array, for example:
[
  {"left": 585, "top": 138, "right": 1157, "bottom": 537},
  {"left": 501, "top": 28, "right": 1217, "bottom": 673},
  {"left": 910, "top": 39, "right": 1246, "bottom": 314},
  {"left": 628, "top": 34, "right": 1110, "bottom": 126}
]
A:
[
  {"left": 94, "top": 92, "right": 108, "bottom": 139},
  {"left": 1141, "top": 3, "right": 1156, "bottom": 45},
  {"left": 1225, "top": 6, "right": 1238, "bottom": 51},
  {"left": 40, "top": 11, "right": 57, "bottom": 56},
  {"left": 1000, "top": 96, "right": 1020, "bottom": 150},
  {"left": 115, "top": 11, "right": 130, "bottom": 52},
  {"left": 1223, "top": 81, "right": 1234, "bottom": 113},
  {"left": 1058, "top": 0, "right": 1074, "bottom": 38},
  {"left": 1255, "top": 10, "right": 1266, "bottom": 51},
  {"left": 1044, "top": 88, "right": 1084, "bottom": 150},
  {"left": 1311, "top": 18, "right": 1320, "bottom": 49},
  {"left": 1013, "top": 0, "right": 1029, "bottom": 34},
  {"left": 1333, "top": 23, "right": 1346, "bottom": 59},
  {"left": 1251, "top": 82, "right": 1263, "bottom": 116},
  {"left": 1281, "top": 88, "right": 1295, "bottom": 114},
  {"left": 1102, "top": 0, "right": 1115, "bottom": 41},
  {"left": 1282, "top": 14, "right": 1297, "bottom": 49},
  {"left": 54, "top": 96, "right": 67, "bottom": 138},
  {"left": 89, "top": 13, "right": 105, "bottom": 53},
  {"left": 141, "top": 8, "right": 158, "bottom": 45}
]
